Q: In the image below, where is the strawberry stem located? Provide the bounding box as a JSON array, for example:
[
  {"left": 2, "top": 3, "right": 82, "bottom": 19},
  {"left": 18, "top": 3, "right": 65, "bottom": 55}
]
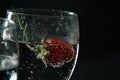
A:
[
  {"left": 12, "top": 8, "right": 38, "bottom": 53},
  {"left": 13, "top": 8, "right": 48, "bottom": 61},
  {"left": 12, "top": 7, "right": 23, "bottom": 30}
]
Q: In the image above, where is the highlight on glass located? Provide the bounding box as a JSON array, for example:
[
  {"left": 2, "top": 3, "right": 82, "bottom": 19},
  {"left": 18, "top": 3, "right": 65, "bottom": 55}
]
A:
[{"left": 0, "top": 18, "right": 19, "bottom": 80}]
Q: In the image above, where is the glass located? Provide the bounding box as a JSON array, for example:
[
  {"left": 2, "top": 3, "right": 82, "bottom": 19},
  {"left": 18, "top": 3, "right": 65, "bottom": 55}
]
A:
[
  {"left": 0, "top": 18, "right": 19, "bottom": 80},
  {"left": 6, "top": 8, "right": 79, "bottom": 80}
]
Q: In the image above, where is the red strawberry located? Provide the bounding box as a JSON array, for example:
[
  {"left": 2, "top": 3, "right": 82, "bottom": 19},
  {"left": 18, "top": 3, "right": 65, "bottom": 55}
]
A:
[
  {"left": 42, "top": 37, "right": 74, "bottom": 67},
  {"left": 36, "top": 37, "right": 74, "bottom": 67}
]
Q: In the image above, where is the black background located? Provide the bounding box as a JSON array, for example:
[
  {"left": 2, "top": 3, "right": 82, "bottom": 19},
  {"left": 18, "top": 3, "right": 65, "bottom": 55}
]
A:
[{"left": 0, "top": 0, "right": 119, "bottom": 80}]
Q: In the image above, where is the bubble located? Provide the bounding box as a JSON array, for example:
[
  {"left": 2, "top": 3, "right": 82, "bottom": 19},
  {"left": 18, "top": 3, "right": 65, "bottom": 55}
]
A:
[
  {"left": 27, "top": 66, "right": 30, "bottom": 69},
  {"left": 28, "top": 77, "right": 31, "bottom": 80},
  {"left": 25, "top": 61, "right": 28, "bottom": 63},
  {"left": 31, "top": 63, "right": 33, "bottom": 66},
  {"left": 19, "top": 67, "right": 23, "bottom": 70},
  {"left": 33, "top": 66, "right": 36, "bottom": 68},
  {"left": 30, "top": 71, "right": 33, "bottom": 74}
]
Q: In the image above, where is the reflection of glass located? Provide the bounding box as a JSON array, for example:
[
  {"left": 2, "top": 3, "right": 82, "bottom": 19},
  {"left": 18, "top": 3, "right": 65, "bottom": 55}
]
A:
[
  {"left": 6, "top": 8, "right": 79, "bottom": 80},
  {"left": 0, "top": 18, "right": 19, "bottom": 80}
]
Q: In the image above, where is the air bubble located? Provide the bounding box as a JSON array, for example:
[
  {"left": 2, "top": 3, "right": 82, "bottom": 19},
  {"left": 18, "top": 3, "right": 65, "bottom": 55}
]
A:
[
  {"left": 27, "top": 66, "right": 30, "bottom": 69},
  {"left": 25, "top": 61, "right": 28, "bottom": 63},
  {"left": 28, "top": 77, "right": 31, "bottom": 80},
  {"left": 33, "top": 66, "right": 36, "bottom": 68},
  {"left": 19, "top": 67, "right": 23, "bottom": 70},
  {"left": 30, "top": 71, "right": 33, "bottom": 74}
]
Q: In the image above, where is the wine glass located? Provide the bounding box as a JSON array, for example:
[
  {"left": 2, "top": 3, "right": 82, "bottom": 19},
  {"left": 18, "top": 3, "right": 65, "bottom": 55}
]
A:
[
  {"left": 0, "top": 18, "right": 19, "bottom": 80},
  {"left": 6, "top": 8, "right": 79, "bottom": 80}
]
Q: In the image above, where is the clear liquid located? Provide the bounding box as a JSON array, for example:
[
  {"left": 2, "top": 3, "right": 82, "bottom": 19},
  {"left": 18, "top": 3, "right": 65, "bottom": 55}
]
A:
[
  {"left": 18, "top": 43, "right": 79, "bottom": 80},
  {"left": 0, "top": 55, "right": 19, "bottom": 80}
]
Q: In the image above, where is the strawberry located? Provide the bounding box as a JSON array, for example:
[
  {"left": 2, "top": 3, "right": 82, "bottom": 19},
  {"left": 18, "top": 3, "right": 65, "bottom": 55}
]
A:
[{"left": 36, "top": 37, "right": 74, "bottom": 67}]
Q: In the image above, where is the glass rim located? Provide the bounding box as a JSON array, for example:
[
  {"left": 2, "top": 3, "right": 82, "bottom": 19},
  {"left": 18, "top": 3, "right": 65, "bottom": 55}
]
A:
[{"left": 7, "top": 8, "right": 78, "bottom": 18}]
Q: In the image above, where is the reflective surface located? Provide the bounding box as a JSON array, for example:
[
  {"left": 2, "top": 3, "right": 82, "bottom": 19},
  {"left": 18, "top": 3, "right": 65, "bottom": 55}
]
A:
[
  {"left": 6, "top": 9, "right": 79, "bottom": 80},
  {"left": 0, "top": 18, "right": 19, "bottom": 80}
]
